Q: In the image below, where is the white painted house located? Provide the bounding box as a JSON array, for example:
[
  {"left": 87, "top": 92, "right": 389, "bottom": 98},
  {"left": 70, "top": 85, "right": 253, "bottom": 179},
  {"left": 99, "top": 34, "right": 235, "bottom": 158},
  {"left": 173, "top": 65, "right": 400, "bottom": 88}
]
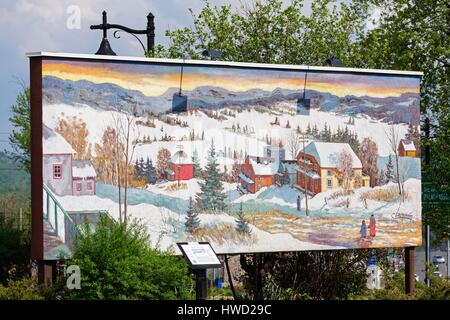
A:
[{"left": 43, "top": 124, "right": 96, "bottom": 196}]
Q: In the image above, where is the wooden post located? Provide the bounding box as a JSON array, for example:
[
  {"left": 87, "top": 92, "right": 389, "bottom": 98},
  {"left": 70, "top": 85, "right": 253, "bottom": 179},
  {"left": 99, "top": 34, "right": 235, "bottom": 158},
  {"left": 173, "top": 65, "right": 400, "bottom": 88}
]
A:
[
  {"left": 38, "top": 260, "right": 55, "bottom": 287},
  {"left": 405, "top": 247, "right": 415, "bottom": 294}
]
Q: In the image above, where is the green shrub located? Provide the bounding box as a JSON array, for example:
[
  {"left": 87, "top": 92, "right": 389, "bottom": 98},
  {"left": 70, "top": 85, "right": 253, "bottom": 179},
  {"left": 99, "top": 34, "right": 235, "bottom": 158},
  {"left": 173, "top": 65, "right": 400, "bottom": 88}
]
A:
[
  {"left": 351, "top": 265, "right": 450, "bottom": 300},
  {"left": 0, "top": 215, "right": 31, "bottom": 284},
  {"left": 0, "top": 277, "right": 43, "bottom": 300},
  {"left": 66, "top": 215, "right": 194, "bottom": 300}
]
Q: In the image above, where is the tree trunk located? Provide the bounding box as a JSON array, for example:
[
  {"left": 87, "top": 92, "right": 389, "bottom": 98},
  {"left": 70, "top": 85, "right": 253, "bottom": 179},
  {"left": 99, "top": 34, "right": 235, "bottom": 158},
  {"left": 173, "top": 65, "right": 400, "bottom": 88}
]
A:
[
  {"left": 116, "top": 135, "right": 122, "bottom": 223},
  {"left": 124, "top": 124, "right": 130, "bottom": 224},
  {"left": 395, "top": 153, "right": 402, "bottom": 195}
]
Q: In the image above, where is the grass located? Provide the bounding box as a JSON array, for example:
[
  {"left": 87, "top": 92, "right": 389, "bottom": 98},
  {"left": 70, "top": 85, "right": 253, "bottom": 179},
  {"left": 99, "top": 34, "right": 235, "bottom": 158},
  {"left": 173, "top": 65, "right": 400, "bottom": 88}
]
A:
[
  {"left": 187, "top": 223, "right": 256, "bottom": 245},
  {"left": 360, "top": 185, "right": 409, "bottom": 202},
  {"left": 165, "top": 182, "right": 188, "bottom": 191},
  {"left": 328, "top": 189, "right": 354, "bottom": 200}
]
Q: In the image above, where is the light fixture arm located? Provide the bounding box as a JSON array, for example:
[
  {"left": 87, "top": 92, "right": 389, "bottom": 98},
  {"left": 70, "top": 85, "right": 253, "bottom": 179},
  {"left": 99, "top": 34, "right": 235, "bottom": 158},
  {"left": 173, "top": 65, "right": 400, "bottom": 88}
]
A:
[{"left": 90, "top": 11, "right": 155, "bottom": 56}]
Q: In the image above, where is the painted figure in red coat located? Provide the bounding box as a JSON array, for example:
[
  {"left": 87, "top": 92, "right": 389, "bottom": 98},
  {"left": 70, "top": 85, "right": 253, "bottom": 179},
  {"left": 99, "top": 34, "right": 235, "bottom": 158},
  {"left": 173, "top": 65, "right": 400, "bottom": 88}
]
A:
[{"left": 369, "top": 214, "right": 376, "bottom": 237}]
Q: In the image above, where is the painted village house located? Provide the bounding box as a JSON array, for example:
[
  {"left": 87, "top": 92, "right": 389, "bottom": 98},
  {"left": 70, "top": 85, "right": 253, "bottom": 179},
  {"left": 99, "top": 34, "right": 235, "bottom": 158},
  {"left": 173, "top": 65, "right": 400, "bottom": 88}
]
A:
[
  {"left": 72, "top": 160, "right": 97, "bottom": 196},
  {"left": 295, "top": 141, "right": 370, "bottom": 195},
  {"left": 166, "top": 150, "right": 194, "bottom": 181},
  {"left": 238, "top": 146, "right": 286, "bottom": 194},
  {"left": 239, "top": 156, "right": 280, "bottom": 193},
  {"left": 398, "top": 139, "right": 417, "bottom": 157},
  {"left": 43, "top": 124, "right": 97, "bottom": 196}
]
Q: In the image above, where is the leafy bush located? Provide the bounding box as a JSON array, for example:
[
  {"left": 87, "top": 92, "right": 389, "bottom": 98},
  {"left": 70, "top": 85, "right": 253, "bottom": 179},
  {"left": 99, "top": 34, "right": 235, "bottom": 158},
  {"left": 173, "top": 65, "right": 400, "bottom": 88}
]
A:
[
  {"left": 67, "top": 215, "right": 194, "bottom": 300},
  {"left": 0, "top": 215, "right": 31, "bottom": 284},
  {"left": 351, "top": 265, "right": 450, "bottom": 300},
  {"left": 0, "top": 277, "right": 43, "bottom": 300}
]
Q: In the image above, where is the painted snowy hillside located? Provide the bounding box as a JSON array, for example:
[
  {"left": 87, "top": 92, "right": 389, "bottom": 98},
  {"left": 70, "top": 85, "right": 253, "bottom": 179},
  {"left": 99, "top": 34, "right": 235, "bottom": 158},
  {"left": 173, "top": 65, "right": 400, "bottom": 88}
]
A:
[{"left": 41, "top": 58, "right": 422, "bottom": 259}]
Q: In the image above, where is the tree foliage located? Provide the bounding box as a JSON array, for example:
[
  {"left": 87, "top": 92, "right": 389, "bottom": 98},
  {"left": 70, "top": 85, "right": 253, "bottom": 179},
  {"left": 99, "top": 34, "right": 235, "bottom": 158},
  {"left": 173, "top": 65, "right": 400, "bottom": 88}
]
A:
[
  {"left": 185, "top": 196, "right": 200, "bottom": 234},
  {"left": 0, "top": 277, "right": 43, "bottom": 300},
  {"left": 240, "top": 249, "right": 388, "bottom": 300},
  {"left": 55, "top": 114, "right": 92, "bottom": 160},
  {"left": 197, "top": 140, "right": 226, "bottom": 211},
  {"left": 235, "top": 202, "right": 250, "bottom": 235},
  {"left": 67, "top": 215, "right": 194, "bottom": 300},
  {"left": 0, "top": 214, "right": 31, "bottom": 285},
  {"left": 153, "top": 0, "right": 370, "bottom": 66},
  {"left": 359, "top": 137, "right": 379, "bottom": 187},
  {"left": 8, "top": 87, "right": 31, "bottom": 173}
]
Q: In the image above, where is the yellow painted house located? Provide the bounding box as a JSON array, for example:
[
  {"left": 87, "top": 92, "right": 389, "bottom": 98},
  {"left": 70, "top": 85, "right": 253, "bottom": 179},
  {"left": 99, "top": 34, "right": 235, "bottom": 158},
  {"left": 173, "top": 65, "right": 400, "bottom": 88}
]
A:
[{"left": 296, "top": 141, "right": 370, "bottom": 195}]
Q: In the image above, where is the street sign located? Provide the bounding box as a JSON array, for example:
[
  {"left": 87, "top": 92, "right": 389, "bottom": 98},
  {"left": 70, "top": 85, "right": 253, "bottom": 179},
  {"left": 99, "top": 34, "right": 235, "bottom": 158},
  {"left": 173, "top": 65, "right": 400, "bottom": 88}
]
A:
[
  {"left": 368, "top": 256, "right": 377, "bottom": 266},
  {"left": 422, "top": 171, "right": 450, "bottom": 206}
]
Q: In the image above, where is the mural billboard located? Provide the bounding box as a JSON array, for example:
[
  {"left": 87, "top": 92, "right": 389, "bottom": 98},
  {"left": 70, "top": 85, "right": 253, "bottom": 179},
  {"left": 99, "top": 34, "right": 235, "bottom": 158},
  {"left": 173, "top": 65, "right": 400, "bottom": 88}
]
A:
[{"left": 28, "top": 53, "right": 422, "bottom": 260}]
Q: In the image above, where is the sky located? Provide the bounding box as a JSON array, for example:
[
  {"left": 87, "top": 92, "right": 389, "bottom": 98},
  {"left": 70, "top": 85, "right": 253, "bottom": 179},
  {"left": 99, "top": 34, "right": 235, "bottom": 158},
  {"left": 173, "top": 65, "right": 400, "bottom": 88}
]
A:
[
  {"left": 1, "top": 0, "right": 283, "bottom": 151},
  {"left": 43, "top": 59, "right": 420, "bottom": 98},
  {"left": 0, "top": 0, "right": 380, "bottom": 151}
]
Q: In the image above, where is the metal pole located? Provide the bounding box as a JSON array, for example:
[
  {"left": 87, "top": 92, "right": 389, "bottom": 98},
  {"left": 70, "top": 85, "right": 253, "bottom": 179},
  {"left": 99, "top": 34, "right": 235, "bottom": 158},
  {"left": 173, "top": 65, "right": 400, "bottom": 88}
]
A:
[
  {"left": 102, "top": 11, "right": 107, "bottom": 39},
  {"left": 405, "top": 247, "right": 415, "bottom": 294},
  {"left": 445, "top": 237, "right": 449, "bottom": 280},
  {"left": 424, "top": 117, "right": 431, "bottom": 287},
  {"left": 425, "top": 224, "right": 430, "bottom": 287},
  {"left": 195, "top": 269, "right": 208, "bottom": 300},
  {"left": 19, "top": 207, "right": 23, "bottom": 231},
  {"left": 146, "top": 13, "right": 155, "bottom": 54}
]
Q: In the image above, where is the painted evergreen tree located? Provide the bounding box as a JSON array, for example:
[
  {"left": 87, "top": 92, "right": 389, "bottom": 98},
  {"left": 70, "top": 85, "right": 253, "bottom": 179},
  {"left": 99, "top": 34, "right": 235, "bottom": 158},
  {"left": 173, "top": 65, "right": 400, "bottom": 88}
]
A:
[
  {"left": 192, "top": 149, "right": 202, "bottom": 178},
  {"left": 138, "top": 157, "right": 145, "bottom": 179},
  {"left": 235, "top": 202, "right": 250, "bottom": 235},
  {"left": 312, "top": 124, "right": 319, "bottom": 137},
  {"left": 385, "top": 155, "right": 394, "bottom": 183},
  {"left": 134, "top": 158, "right": 141, "bottom": 180},
  {"left": 197, "top": 140, "right": 226, "bottom": 211},
  {"left": 145, "top": 157, "right": 157, "bottom": 184},
  {"left": 185, "top": 196, "right": 200, "bottom": 234},
  {"left": 306, "top": 123, "right": 312, "bottom": 135},
  {"left": 379, "top": 169, "right": 386, "bottom": 185}
]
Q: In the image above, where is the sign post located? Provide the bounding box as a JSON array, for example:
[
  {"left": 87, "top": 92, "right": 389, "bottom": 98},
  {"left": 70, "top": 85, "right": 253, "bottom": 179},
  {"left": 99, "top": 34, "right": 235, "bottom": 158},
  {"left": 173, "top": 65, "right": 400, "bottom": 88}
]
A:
[
  {"left": 405, "top": 247, "right": 415, "bottom": 294},
  {"left": 177, "top": 242, "right": 222, "bottom": 300}
]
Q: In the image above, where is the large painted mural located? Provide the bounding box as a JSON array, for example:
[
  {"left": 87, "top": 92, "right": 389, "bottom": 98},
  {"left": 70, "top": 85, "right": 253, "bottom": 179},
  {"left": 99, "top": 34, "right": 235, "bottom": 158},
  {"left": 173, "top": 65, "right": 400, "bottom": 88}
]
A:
[{"left": 40, "top": 57, "right": 422, "bottom": 259}]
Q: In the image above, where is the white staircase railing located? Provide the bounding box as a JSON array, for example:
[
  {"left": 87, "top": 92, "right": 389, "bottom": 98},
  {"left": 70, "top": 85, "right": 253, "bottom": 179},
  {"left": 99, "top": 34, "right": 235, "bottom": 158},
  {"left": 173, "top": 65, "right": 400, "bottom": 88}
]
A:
[{"left": 43, "top": 184, "right": 78, "bottom": 251}]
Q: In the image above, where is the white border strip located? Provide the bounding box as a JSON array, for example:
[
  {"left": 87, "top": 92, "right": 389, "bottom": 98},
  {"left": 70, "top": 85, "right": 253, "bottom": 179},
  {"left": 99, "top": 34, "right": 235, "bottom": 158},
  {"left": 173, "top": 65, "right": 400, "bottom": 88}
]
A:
[{"left": 26, "top": 51, "right": 423, "bottom": 76}]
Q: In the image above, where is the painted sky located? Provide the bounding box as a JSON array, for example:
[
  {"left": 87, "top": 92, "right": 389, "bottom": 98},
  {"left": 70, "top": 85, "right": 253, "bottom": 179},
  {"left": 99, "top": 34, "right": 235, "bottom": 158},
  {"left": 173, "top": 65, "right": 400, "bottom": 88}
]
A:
[{"left": 43, "top": 60, "right": 420, "bottom": 98}]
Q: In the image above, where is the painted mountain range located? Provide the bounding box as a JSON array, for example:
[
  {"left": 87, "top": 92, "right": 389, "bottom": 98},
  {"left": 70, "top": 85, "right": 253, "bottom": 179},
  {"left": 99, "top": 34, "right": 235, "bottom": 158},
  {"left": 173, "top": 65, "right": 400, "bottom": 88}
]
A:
[{"left": 43, "top": 75, "right": 419, "bottom": 125}]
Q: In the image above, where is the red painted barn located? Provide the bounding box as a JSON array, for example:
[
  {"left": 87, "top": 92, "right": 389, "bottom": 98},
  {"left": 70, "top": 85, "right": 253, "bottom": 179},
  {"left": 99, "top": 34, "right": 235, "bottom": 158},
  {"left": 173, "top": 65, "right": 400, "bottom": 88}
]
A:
[
  {"left": 239, "top": 156, "right": 279, "bottom": 194},
  {"left": 166, "top": 150, "right": 194, "bottom": 181}
]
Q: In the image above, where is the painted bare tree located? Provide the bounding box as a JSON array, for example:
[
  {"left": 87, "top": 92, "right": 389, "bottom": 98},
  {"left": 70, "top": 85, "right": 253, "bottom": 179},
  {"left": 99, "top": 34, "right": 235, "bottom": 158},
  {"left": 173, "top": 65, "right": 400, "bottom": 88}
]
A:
[
  {"left": 359, "top": 137, "right": 379, "bottom": 187},
  {"left": 386, "top": 124, "right": 403, "bottom": 196},
  {"left": 156, "top": 148, "right": 172, "bottom": 179},
  {"left": 112, "top": 100, "right": 140, "bottom": 223},
  {"left": 111, "top": 113, "right": 123, "bottom": 222},
  {"left": 56, "top": 114, "right": 92, "bottom": 160},
  {"left": 338, "top": 149, "right": 353, "bottom": 193},
  {"left": 287, "top": 131, "right": 301, "bottom": 159}
]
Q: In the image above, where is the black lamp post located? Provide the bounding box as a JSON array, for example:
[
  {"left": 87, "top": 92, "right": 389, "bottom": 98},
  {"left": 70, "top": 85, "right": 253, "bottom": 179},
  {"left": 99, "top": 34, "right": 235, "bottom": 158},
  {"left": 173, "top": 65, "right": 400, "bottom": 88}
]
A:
[{"left": 90, "top": 11, "right": 155, "bottom": 56}]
